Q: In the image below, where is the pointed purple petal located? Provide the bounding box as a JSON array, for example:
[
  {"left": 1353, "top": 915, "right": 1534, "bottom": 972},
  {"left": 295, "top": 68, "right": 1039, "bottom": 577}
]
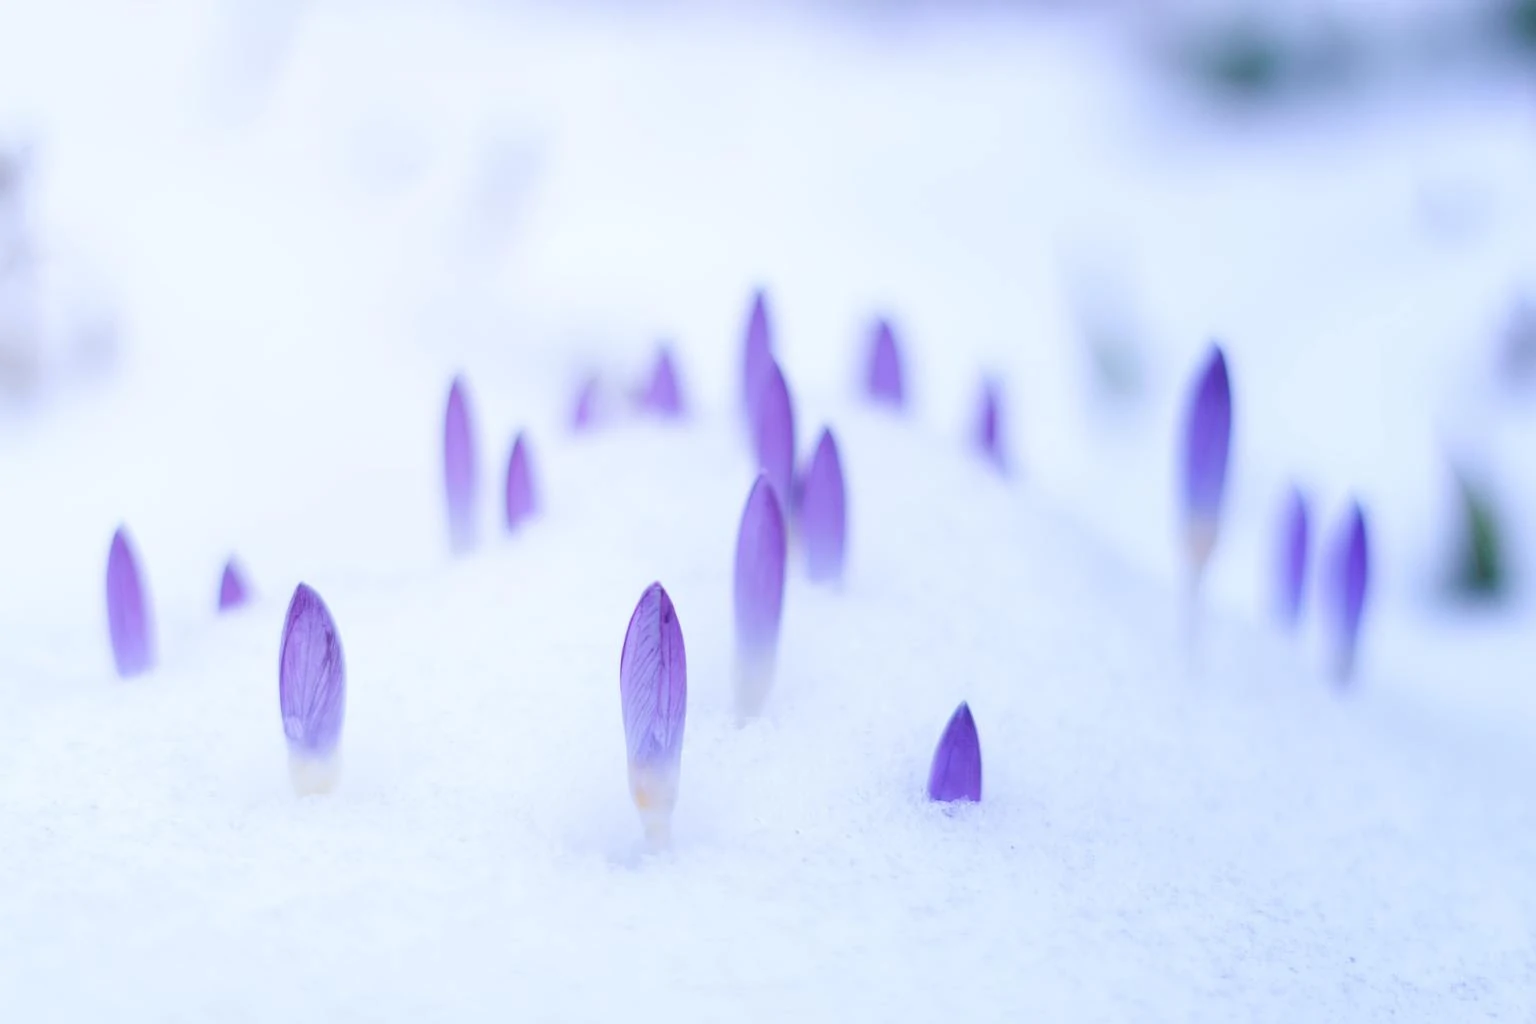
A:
[
  {"left": 742, "top": 289, "right": 772, "bottom": 421},
  {"left": 974, "top": 377, "right": 1007, "bottom": 473},
  {"left": 1180, "top": 344, "right": 1232, "bottom": 576},
  {"left": 640, "top": 345, "right": 684, "bottom": 416},
  {"left": 752, "top": 360, "right": 796, "bottom": 508},
  {"left": 279, "top": 583, "right": 346, "bottom": 761},
  {"left": 1330, "top": 502, "right": 1370, "bottom": 684},
  {"left": 801, "top": 427, "right": 847, "bottom": 583},
  {"left": 572, "top": 376, "right": 599, "bottom": 432},
  {"left": 106, "top": 526, "right": 154, "bottom": 678},
  {"left": 505, "top": 431, "right": 538, "bottom": 531},
  {"left": 620, "top": 582, "right": 687, "bottom": 782},
  {"left": 443, "top": 375, "right": 479, "bottom": 556},
  {"left": 866, "top": 318, "right": 906, "bottom": 407},
  {"left": 927, "top": 702, "right": 982, "bottom": 803},
  {"left": 734, "top": 475, "right": 787, "bottom": 716},
  {"left": 1276, "top": 487, "right": 1309, "bottom": 629},
  {"left": 218, "top": 557, "right": 251, "bottom": 612}
]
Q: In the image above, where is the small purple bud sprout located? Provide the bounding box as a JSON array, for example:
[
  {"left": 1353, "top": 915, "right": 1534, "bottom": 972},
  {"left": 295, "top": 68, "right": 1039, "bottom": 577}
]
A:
[
  {"left": 619, "top": 582, "right": 687, "bottom": 845},
  {"left": 218, "top": 557, "right": 251, "bottom": 612},
  {"left": 742, "top": 288, "right": 772, "bottom": 422},
  {"left": 865, "top": 317, "right": 906, "bottom": 408},
  {"left": 733, "top": 475, "right": 787, "bottom": 719},
  {"left": 639, "top": 345, "right": 684, "bottom": 417},
  {"left": 572, "top": 375, "right": 599, "bottom": 432},
  {"left": 279, "top": 583, "right": 347, "bottom": 795},
  {"left": 443, "top": 375, "right": 479, "bottom": 556},
  {"left": 1329, "top": 501, "right": 1370, "bottom": 685},
  {"left": 927, "top": 702, "right": 982, "bottom": 803},
  {"left": 974, "top": 377, "right": 1007, "bottom": 473},
  {"left": 1276, "top": 487, "right": 1309, "bottom": 629},
  {"left": 1180, "top": 344, "right": 1232, "bottom": 584},
  {"left": 800, "top": 427, "right": 847, "bottom": 583},
  {"left": 504, "top": 431, "right": 538, "bottom": 531},
  {"left": 752, "top": 360, "right": 796, "bottom": 510},
  {"left": 106, "top": 526, "right": 155, "bottom": 678}
]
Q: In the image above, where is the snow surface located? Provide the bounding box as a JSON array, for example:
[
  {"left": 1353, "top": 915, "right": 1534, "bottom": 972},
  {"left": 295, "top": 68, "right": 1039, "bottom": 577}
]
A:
[{"left": 0, "top": 1, "right": 1533, "bottom": 1020}]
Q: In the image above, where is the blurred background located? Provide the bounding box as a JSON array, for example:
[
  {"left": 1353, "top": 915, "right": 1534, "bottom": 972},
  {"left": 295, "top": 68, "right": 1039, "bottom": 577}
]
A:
[{"left": 1, "top": 0, "right": 1535, "bottom": 726}]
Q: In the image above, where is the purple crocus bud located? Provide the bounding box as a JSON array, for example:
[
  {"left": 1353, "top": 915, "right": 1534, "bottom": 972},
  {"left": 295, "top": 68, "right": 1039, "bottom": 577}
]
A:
[
  {"left": 752, "top": 360, "right": 796, "bottom": 509},
  {"left": 1329, "top": 501, "right": 1370, "bottom": 684},
  {"left": 865, "top": 318, "right": 906, "bottom": 408},
  {"left": 572, "top": 375, "right": 599, "bottom": 432},
  {"left": 106, "top": 526, "right": 155, "bottom": 678},
  {"left": 1180, "top": 344, "right": 1232, "bottom": 581},
  {"left": 801, "top": 427, "right": 846, "bottom": 583},
  {"left": 733, "top": 474, "right": 787, "bottom": 718},
  {"left": 639, "top": 345, "right": 684, "bottom": 417},
  {"left": 278, "top": 583, "right": 346, "bottom": 794},
  {"left": 218, "top": 557, "right": 251, "bottom": 612},
  {"left": 974, "top": 377, "right": 1007, "bottom": 473},
  {"left": 504, "top": 431, "right": 537, "bottom": 531},
  {"left": 927, "top": 702, "right": 981, "bottom": 803},
  {"left": 443, "top": 375, "right": 478, "bottom": 556},
  {"left": 1276, "top": 487, "right": 1309, "bottom": 629},
  {"left": 742, "top": 288, "right": 772, "bottom": 421},
  {"left": 619, "top": 582, "right": 687, "bottom": 845}
]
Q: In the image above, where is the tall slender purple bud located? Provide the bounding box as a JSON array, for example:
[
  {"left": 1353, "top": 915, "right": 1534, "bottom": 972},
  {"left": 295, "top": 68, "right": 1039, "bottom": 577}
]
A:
[
  {"left": 1329, "top": 501, "right": 1370, "bottom": 684},
  {"left": 752, "top": 360, "right": 796, "bottom": 510},
  {"left": 927, "top": 702, "right": 982, "bottom": 803},
  {"left": 619, "top": 582, "right": 687, "bottom": 845},
  {"left": 801, "top": 427, "right": 846, "bottom": 583},
  {"left": 572, "top": 375, "right": 599, "bottom": 432},
  {"left": 742, "top": 289, "right": 772, "bottom": 422},
  {"left": 504, "top": 431, "right": 538, "bottom": 531},
  {"left": 974, "top": 377, "right": 1007, "bottom": 473},
  {"left": 733, "top": 474, "right": 787, "bottom": 718},
  {"left": 1180, "top": 344, "right": 1232, "bottom": 581},
  {"left": 1276, "top": 487, "right": 1309, "bottom": 629},
  {"left": 443, "top": 375, "right": 478, "bottom": 556},
  {"left": 278, "top": 583, "right": 347, "bottom": 794},
  {"left": 106, "top": 526, "right": 155, "bottom": 678},
  {"left": 640, "top": 345, "right": 684, "bottom": 417},
  {"left": 218, "top": 557, "right": 251, "bottom": 612},
  {"left": 866, "top": 318, "right": 906, "bottom": 408}
]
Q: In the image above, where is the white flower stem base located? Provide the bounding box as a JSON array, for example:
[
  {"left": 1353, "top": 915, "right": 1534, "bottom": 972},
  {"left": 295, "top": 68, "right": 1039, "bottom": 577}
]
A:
[
  {"left": 289, "top": 751, "right": 341, "bottom": 796},
  {"left": 628, "top": 763, "right": 678, "bottom": 849},
  {"left": 733, "top": 650, "right": 777, "bottom": 722}
]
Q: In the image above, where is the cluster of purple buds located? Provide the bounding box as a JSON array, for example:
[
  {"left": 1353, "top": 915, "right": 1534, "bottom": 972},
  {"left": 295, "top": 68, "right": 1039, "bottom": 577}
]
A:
[{"left": 619, "top": 582, "right": 688, "bottom": 845}]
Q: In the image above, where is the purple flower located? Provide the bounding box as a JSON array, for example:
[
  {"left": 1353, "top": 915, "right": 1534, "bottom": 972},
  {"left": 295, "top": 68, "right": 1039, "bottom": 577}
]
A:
[
  {"left": 443, "top": 375, "right": 479, "bottom": 556},
  {"left": 106, "top": 526, "right": 154, "bottom": 678},
  {"left": 865, "top": 318, "right": 906, "bottom": 408},
  {"left": 742, "top": 288, "right": 772, "bottom": 421},
  {"left": 974, "top": 377, "right": 1007, "bottom": 473},
  {"left": 505, "top": 431, "right": 537, "bottom": 531},
  {"left": 218, "top": 557, "right": 251, "bottom": 612},
  {"left": 733, "top": 474, "right": 787, "bottom": 718},
  {"left": 639, "top": 345, "right": 684, "bottom": 417},
  {"left": 1180, "top": 344, "right": 1232, "bottom": 579},
  {"left": 279, "top": 583, "right": 346, "bottom": 793},
  {"left": 1329, "top": 501, "right": 1370, "bottom": 684},
  {"left": 572, "top": 375, "right": 599, "bottom": 432},
  {"left": 752, "top": 360, "right": 796, "bottom": 510},
  {"left": 801, "top": 427, "right": 846, "bottom": 583},
  {"left": 927, "top": 702, "right": 981, "bottom": 803},
  {"left": 620, "top": 582, "right": 687, "bottom": 843},
  {"left": 1276, "top": 487, "right": 1309, "bottom": 629}
]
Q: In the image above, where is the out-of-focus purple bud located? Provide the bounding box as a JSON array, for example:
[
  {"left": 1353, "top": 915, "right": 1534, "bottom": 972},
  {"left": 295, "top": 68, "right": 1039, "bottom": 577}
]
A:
[
  {"left": 865, "top": 318, "right": 906, "bottom": 408},
  {"left": 752, "top": 360, "right": 796, "bottom": 509},
  {"left": 505, "top": 431, "right": 537, "bottom": 531},
  {"left": 572, "top": 375, "right": 599, "bottom": 432},
  {"left": 106, "top": 526, "right": 155, "bottom": 678},
  {"left": 733, "top": 474, "right": 787, "bottom": 718},
  {"left": 279, "top": 583, "right": 346, "bottom": 794},
  {"left": 801, "top": 427, "right": 846, "bottom": 583},
  {"left": 927, "top": 702, "right": 982, "bottom": 803},
  {"left": 218, "top": 557, "right": 251, "bottom": 612},
  {"left": 1180, "top": 344, "right": 1232, "bottom": 580},
  {"left": 619, "top": 582, "right": 687, "bottom": 844},
  {"left": 640, "top": 345, "right": 684, "bottom": 417},
  {"left": 443, "top": 375, "right": 478, "bottom": 556},
  {"left": 743, "top": 289, "right": 772, "bottom": 422},
  {"left": 1276, "top": 487, "right": 1309, "bottom": 629},
  {"left": 974, "top": 377, "right": 1007, "bottom": 473},
  {"left": 1329, "top": 501, "right": 1370, "bottom": 684}
]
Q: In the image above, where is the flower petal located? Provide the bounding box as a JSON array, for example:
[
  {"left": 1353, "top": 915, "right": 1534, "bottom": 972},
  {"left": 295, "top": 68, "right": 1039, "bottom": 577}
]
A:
[
  {"left": 801, "top": 427, "right": 847, "bottom": 583},
  {"left": 866, "top": 318, "right": 906, "bottom": 407},
  {"left": 927, "top": 702, "right": 982, "bottom": 803},
  {"left": 733, "top": 474, "right": 787, "bottom": 717},
  {"left": 218, "top": 557, "right": 251, "bottom": 612},
  {"left": 505, "top": 431, "right": 538, "bottom": 531},
  {"left": 752, "top": 360, "right": 796, "bottom": 510},
  {"left": 1180, "top": 343, "right": 1232, "bottom": 577},
  {"left": 640, "top": 345, "right": 684, "bottom": 416},
  {"left": 444, "top": 375, "right": 479, "bottom": 555},
  {"left": 278, "top": 583, "right": 347, "bottom": 761},
  {"left": 106, "top": 526, "right": 155, "bottom": 678},
  {"left": 1330, "top": 501, "right": 1370, "bottom": 684}
]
